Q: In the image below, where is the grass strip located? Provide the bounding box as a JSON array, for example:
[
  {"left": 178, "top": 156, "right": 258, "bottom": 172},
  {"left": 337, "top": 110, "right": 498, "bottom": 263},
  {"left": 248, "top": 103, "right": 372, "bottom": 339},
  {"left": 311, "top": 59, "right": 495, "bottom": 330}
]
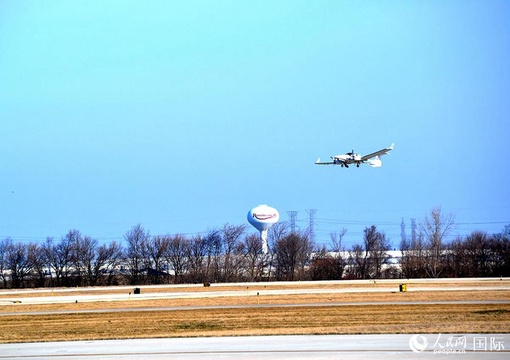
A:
[{"left": 1, "top": 303, "right": 509, "bottom": 343}]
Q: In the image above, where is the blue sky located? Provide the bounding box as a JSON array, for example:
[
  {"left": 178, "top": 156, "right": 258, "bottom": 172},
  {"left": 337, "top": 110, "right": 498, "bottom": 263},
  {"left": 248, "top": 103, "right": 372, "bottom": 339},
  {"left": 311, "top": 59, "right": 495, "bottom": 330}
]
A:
[{"left": 1, "top": 1, "right": 509, "bottom": 249}]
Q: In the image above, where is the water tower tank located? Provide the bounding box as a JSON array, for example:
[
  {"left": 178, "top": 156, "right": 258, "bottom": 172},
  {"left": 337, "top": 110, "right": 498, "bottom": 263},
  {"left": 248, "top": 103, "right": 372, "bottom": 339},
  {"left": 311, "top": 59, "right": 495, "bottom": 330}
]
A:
[{"left": 247, "top": 204, "right": 279, "bottom": 255}]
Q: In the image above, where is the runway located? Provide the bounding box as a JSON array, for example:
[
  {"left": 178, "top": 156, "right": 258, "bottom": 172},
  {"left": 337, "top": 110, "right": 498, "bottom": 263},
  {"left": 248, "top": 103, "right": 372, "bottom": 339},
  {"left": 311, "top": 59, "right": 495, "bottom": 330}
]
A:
[
  {"left": 1, "top": 278, "right": 509, "bottom": 357},
  {"left": 1, "top": 282, "right": 508, "bottom": 305},
  {"left": 0, "top": 334, "right": 508, "bottom": 359}
]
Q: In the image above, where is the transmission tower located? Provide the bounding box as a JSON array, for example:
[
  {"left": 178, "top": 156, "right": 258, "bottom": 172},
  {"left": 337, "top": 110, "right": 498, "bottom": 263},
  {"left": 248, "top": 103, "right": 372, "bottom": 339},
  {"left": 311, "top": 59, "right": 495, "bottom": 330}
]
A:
[
  {"left": 305, "top": 209, "right": 317, "bottom": 242},
  {"left": 400, "top": 218, "right": 407, "bottom": 243},
  {"left": 411, "top": 218, "right": 417, "bottom": 243},
  {"left": 286, "top": 211, "right": 298, "bottom": 233}
]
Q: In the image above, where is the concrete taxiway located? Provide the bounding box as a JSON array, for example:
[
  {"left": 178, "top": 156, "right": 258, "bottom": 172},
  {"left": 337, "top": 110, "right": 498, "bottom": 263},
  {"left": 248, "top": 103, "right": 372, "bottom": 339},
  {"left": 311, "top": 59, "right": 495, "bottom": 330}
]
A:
[
  {"left": 1, "top": 282, "right": 509, "bottom": 305},
  {"left": 0, "top": 334, "right": 508, "bottom": 359}
]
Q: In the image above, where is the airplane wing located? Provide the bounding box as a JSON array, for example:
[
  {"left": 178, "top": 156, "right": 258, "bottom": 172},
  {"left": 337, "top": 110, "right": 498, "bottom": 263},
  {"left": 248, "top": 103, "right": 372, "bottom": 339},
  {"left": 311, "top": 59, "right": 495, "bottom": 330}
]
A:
[
  {"left": 360, "top": 143, "right": 394, "bottom": 161},
  {"left": 315, "top": 158, "right": 335, "bottom": 165}
]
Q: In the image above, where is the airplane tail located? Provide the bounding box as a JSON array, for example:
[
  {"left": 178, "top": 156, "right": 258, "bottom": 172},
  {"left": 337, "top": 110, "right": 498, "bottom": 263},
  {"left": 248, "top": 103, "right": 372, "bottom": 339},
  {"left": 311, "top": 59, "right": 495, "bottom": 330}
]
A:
[{"left": 368, "top": 156, "right": 382, "bottom": 168}]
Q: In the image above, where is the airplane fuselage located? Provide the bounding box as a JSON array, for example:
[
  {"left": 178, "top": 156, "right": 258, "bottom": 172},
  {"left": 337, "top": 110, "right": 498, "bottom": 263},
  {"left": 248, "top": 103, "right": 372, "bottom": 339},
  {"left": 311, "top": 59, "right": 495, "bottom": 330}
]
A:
[
  {"left": 315, "top": 143, "right": 393, "bottom": 168},
  {"left": 332, "top": 153, "right": 362, "bottom": 167}
]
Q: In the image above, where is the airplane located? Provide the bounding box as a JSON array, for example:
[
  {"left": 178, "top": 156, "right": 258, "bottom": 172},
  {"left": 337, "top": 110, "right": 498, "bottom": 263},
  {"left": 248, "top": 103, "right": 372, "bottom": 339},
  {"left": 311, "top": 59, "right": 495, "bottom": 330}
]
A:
[{"left": 315, "top": 143, "right": 394, "bottom": 168}]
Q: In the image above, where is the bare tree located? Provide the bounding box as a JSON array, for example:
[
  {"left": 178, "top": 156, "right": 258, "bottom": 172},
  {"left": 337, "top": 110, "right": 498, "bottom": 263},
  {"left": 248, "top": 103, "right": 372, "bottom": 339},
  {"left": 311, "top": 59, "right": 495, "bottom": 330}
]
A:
[
  {"left": 460, "top": 232, "right": 491, "bottom": 276},
  {"left": 4, "top": 240, "right": 37, "bottom": 288},
  {"left": 220, "top": 224, "right": 246, "bottom": 282},
  {"left": 363, "top": 226, "right": 380, "bottom": 278},
  {"left": 0, "top": 238, "right": 11, "bottom": 288},
  {"left": 267, "top": 221, "right": 290, "bottom": 279},
  {"left": 368, "top": 227, "right": 391, "bottom": 278},
  {"left": 330, "top": 228, "right": 347, "bottom": 253},
  {"left": 310, "top": 245, "right": 344, "bottom": 280},
  {"left": 243, "top": 233, "right": 265, "bottom": 281},
  {"left": 348, "top": 244, "right": 365, "bottom": 279},
  {"left": 95, "top": 241, "right": 124, "bottom": 285},
  {"left": 400, "top": 231, "right": 428, "bottom": 278},
  {"left": 451, "top": 231, "right": 504, "bottom": 277},
  {"left": 165, "top": 234, "right": 189, "bottom": 284},
  {"left": 186, "top": 235, "right": 206, "bottom": 282},
  {"left": 144, "top": 235, "right": 169, "bottom": 284},
  {"left": 492, "top": 229, "right": 510, "bottom": 277},
  {"left": 202, "top": 229, "right": 222, "bottom": 282},
  {"left": 347, "top": 226, "right": 390, "bottom": 279},
  {"left": 297, "top": 234, "right": 315, "bottom": 280},
  {"left": 70, "top": 233, "right": 98, "bottom": 286},
  {"left": 421, "top": 207, "right": 455, "bottom": 277},
  {"left": 124, "top": 224, "right": 150, "bottom": 285},
  {"left": 268, "top": 222, "right": 290, "bottom": 247},
  {"left": 42, "top": 236, "right": 73, "bottom": 287},
  {"left": 71, "top": 237, "right": 125, "bottom": 287},
  {"left": 31, "top": 243, "right": 47, "bottom": 287},
  {"left": 274, "top": 233, "right": 299, "bottom": 281},
  {"left": 274, "top": 231, "right": 313, "bottom": 281}
]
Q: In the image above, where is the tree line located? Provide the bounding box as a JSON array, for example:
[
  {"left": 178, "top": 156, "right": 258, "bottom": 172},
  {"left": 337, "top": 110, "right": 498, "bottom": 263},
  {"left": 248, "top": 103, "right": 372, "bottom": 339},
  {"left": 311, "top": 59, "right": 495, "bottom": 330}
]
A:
[
  {"left": 399, "top": 208, "right": 510, "bottom": 278},
  {"left": 0, "top": 208, "right": 509, "bottom": 288}
]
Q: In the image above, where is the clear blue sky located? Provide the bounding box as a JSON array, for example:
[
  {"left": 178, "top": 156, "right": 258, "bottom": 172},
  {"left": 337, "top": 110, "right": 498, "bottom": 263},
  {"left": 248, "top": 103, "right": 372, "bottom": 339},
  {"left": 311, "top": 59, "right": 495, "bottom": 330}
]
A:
[{"left": 1, "top": 1, "right": 509, "bottom": 249}]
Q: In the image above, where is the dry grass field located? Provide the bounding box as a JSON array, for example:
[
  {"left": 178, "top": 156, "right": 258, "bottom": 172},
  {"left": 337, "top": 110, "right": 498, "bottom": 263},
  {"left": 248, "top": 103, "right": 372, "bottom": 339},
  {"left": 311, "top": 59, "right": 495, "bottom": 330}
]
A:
[{"left": 1, "top": 280, "right": 509, "bottom": 343}]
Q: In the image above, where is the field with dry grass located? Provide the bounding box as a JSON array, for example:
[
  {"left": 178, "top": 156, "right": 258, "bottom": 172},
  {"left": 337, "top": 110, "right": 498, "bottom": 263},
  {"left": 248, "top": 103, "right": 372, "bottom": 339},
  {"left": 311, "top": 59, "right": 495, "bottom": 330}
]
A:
[{"left": 1, "top": 279, "right": 509, "bottom": 343}]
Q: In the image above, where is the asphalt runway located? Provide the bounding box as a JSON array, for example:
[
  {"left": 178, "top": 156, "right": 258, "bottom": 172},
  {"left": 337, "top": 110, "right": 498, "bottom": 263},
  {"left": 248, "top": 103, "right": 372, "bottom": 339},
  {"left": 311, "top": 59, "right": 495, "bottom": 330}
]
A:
[{"left": 1, "top": 334, "right": 509, "bottom": 359}]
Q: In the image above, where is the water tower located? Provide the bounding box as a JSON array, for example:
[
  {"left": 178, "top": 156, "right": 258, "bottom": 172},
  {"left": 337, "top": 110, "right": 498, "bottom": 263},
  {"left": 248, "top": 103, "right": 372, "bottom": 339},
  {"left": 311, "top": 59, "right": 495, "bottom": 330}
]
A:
[{"left": 247, "top": 204, "right": 279, "bottom": 255}]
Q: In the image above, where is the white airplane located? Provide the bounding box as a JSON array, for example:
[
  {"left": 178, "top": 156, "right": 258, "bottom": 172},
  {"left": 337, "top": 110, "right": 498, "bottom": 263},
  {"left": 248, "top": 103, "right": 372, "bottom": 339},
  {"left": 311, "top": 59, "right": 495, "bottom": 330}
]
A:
[{"left": 315, "top": 143, "right": 394, "bottom": 168}]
